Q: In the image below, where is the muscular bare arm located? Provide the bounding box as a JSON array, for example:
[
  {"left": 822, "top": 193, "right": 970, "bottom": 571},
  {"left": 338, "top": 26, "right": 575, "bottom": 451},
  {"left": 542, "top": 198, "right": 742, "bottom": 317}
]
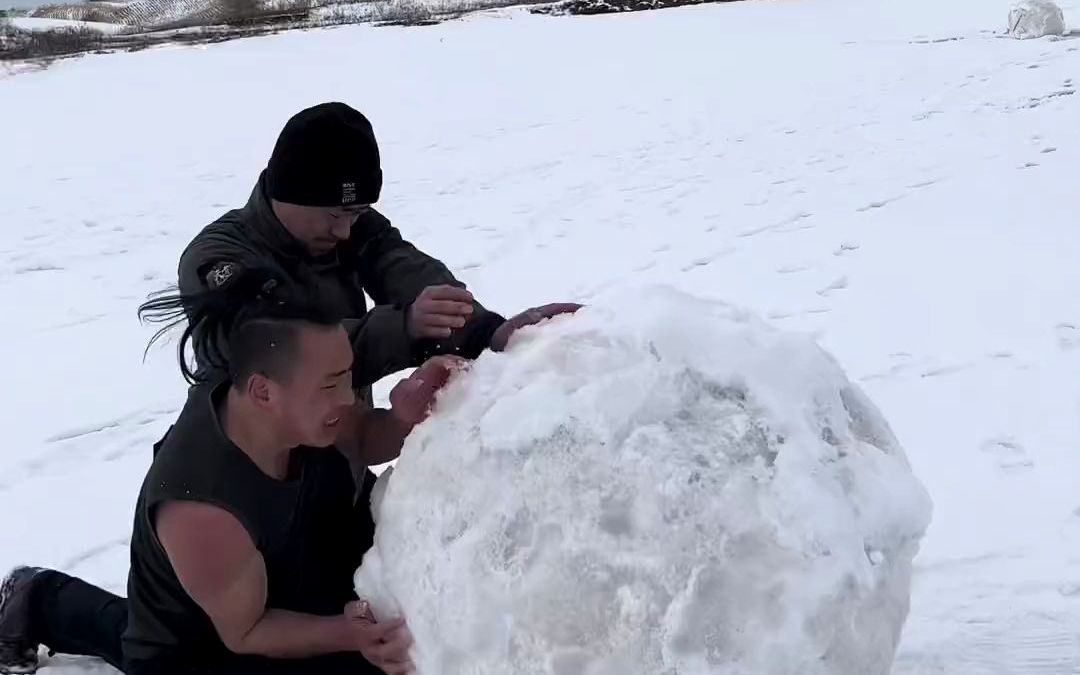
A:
[
  {"left": 155, "top": 500, "right": 409, "bottom": 664},
  {"left": 336, "top": 355, "right": 465, "bottom": 468}
]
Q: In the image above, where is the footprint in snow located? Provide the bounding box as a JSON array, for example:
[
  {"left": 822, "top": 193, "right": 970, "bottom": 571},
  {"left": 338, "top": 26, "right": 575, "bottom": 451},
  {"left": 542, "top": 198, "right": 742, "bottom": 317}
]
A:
[
  {"left": 43, "top": 314, "right": 107, "bottom": 332},
  {"left": 833, "top": 242, "right": 860, "bottom": 256},
  {"left": 908, "top": 178, "right": 941, "bottom": 190},
  {"left": 46, "top": 420, "right": 125, "bottom": 444},
  {"left": 1058, "top": 582, "right": 1080, "bottom": 598},
  {"left": 857, "top": 195, "right": 905, "bottom": 212},
  {"left": 767, "top": 307, "right": 831, "bottom": 320},
  {"left": 14, "top": 263, "right": 64, "bottom": 274},
  {"left": 740, "top": 213, "right": 812, "bottom": 238},
  {"left": 933, "top": 610, "right": 1080, "bottom": 674},
  {"left": 681, "top": 249, "right": 734, "bottom": 272},
  {"left": 920, "top": 362, "right": 973, "bottom": 378},
  {"left": 816, "top": 276, "right": 849, "bottom": 297},
  {"left": 774, "top": 212, "right": 815, "bottom": 233},
  {"left": 1056, "top": 323, "right": 1078, "bottom": 350},
  {"left": 861, "top": 352, "right": 925, "bottom": 381},
  {"left": 979, "top": 436, "right": 1033, "bottom": 473},
  {"left": 777, "top": 264, "right": 811, "bottom": 274}
]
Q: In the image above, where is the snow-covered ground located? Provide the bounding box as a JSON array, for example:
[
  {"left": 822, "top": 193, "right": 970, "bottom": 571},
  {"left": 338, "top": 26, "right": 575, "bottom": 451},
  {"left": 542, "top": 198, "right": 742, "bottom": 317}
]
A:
[{"left": 1, "top": 0, "right": 1078, "bottom": 672}]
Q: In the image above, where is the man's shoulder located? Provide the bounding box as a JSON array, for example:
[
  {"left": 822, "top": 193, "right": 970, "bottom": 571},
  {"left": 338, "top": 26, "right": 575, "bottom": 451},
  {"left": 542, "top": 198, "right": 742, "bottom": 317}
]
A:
[
  {"left": 182, "top": 207, "right": 256, "bottom": 258},
  {"left": 178, "top": 207, "right": 267, "bottom": 287},
  {"left": 148, "top": 382, "right": 225, "bottom": 474}
]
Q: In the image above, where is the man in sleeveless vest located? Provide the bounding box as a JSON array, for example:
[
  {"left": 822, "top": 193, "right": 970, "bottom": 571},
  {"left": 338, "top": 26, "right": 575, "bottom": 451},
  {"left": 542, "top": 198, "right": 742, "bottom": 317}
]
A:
[{"left": 0, "top": 272, "right": 461, "bottom": 674}]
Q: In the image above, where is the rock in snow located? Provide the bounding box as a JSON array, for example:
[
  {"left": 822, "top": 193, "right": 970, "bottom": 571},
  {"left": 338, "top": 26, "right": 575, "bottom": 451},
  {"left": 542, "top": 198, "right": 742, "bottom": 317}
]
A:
[
  {"left": 355, "top": 287, "right": 933, "bottom": 675},
  {"left": 1008, "top": 0, "right": 1066, "bottom": 39}
]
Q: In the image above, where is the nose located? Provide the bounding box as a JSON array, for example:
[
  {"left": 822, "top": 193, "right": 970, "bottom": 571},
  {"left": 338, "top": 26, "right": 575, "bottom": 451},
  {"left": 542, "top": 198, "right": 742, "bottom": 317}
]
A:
[{"left": 330, "top": 220, "right": 351, "bottom": 240}]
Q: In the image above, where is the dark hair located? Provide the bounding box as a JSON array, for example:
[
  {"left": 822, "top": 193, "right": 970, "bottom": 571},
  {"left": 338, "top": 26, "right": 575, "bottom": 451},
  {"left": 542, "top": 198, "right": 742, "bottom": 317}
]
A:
[{"left": 138, "top": 267, "right": 344, "bottom": 386}]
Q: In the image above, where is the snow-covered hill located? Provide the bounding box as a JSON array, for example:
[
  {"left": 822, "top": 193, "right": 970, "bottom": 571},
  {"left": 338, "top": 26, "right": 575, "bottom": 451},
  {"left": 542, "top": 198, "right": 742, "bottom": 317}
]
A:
[{"left": 1, "top": 0, "right": 1078, "bottom": 672}]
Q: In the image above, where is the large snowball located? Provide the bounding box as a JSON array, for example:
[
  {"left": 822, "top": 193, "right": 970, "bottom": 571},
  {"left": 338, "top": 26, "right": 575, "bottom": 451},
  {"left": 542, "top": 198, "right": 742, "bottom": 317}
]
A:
[
  {"left": 1008, "top": 0, "right": 1066, "bottom": 38},
  {"left": 355, "top": 287, "right": 932, "bottom": 675}
]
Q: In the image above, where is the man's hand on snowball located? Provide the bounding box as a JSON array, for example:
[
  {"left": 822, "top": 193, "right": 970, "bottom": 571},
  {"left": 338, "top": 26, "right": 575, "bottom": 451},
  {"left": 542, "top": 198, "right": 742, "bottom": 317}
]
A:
[
  {"left": 489, "top": 303, "right": 584, "bottom": 352},
  {"left": 335, "top": 356, "right": 466, "bottom": 469},
  {"left": 406, "top": 285, "right": 475, "bottom": 340},
  {"left": 339, "top": 356, "right": 466, "bottom": 675},
  {"left": 389, "top": 355, "right": 468, "bottom": 427},
  {"left": 337, "top": 301, "right": 581, "bottom": 468},
  {"left": 344, "top": 599, "right": 415, "bottom": 675}
]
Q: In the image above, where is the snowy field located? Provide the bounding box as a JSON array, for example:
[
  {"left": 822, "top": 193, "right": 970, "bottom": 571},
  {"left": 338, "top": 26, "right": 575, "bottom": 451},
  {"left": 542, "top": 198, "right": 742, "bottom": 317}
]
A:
[{"left": 2, "top": 0, "right": 1080, "bottom": 671}]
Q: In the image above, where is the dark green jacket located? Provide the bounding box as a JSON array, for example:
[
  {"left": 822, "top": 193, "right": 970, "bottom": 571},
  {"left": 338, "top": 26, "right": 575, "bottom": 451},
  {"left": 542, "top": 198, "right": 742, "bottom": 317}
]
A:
[{"left": 177, "top": 173, "right": 504, "bottom": 393}]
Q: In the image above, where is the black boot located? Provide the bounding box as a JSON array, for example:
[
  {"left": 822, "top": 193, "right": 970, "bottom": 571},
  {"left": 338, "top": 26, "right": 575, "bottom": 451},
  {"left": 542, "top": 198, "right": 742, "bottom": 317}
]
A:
[{"left": 0, "top": 567, "right": 44, "bottom": 674}]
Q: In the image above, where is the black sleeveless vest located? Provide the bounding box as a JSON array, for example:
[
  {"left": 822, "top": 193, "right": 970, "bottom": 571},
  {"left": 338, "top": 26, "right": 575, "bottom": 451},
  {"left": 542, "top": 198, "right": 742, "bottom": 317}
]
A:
[{"left": 122, "top": 381, "right": 376, "bottom": 666}]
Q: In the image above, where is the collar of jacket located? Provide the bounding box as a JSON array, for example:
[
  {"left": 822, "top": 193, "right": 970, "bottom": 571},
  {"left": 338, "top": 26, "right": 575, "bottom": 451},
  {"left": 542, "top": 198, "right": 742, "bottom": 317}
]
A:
[{"left": 244, "top": 171, "right": 342, "bottom": 272}]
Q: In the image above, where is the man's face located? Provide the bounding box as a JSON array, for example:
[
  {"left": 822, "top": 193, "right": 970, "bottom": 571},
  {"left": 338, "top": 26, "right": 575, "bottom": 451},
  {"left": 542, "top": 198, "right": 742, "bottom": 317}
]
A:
[
  {"left": 277, "top": 203, "right": 372, "bottom": 255},
  {"left": 268, "top": 324, "right": 356, "bottom": 448}
]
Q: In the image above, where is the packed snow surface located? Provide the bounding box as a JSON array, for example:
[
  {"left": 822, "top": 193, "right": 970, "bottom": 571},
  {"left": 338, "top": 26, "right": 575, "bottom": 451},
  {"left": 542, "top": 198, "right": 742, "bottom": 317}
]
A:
[
  {"left": 356, "top": 288, "right": 932, "bottom": 675},
  {"left": 1008, "top": 0, "right": 1067, "bottom": 38}
]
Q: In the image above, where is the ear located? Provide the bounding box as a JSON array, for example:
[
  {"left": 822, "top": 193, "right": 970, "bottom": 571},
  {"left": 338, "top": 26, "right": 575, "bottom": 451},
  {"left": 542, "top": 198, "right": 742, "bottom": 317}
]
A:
[{"left": 246, "top": 373, "right": 275, "bottom": 409}]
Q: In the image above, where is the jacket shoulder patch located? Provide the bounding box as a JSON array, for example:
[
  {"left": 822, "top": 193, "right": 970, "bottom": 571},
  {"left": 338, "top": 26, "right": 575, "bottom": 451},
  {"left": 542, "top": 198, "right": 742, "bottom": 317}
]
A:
[{"left": 205, "top": 261, "right": 239, "bottom": 289}]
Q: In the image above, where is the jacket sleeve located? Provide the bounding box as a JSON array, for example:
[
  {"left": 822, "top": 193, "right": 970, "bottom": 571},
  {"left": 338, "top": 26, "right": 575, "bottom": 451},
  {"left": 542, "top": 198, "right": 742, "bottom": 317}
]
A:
[
  {"left": 341, "top": 306, "right": 415, "bottom": 388},
  {"left": 346, "top": 209, "right": 506, "bottom": 370},
  {"left": 177, "top": 226, "right": 265, "bottom": 297}
]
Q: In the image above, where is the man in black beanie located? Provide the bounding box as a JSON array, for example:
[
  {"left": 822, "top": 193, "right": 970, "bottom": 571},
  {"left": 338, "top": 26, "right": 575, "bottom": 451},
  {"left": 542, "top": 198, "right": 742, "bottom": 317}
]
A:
[{"left": 178, "top": 101, "right": 579, "bottom": 399}]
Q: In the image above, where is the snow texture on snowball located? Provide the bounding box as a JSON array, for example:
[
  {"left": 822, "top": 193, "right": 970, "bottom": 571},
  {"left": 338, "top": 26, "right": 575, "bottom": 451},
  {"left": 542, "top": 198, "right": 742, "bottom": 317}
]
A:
[
  {"left": 355, "top": 286, "right": 933, "bottom": 675},
  {"left": 1008, "top": 0, "right": 1066, "bottom": 38}
]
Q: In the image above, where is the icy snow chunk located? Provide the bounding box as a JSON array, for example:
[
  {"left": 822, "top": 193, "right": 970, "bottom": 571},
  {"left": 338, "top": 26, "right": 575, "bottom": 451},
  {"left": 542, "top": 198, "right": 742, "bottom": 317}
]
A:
[
  {"left": 1008, "top": 0, "right": 1066, "bottom": 39},
  {"left": 355, "top": 286, "right": 932, "bottom": 675}
]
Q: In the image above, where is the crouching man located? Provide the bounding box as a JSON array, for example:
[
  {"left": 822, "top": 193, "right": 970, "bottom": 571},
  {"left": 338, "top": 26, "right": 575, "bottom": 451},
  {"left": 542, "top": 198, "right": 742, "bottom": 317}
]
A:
[{"left": 1, "top": 269, "right": 457, "bottom": 675}]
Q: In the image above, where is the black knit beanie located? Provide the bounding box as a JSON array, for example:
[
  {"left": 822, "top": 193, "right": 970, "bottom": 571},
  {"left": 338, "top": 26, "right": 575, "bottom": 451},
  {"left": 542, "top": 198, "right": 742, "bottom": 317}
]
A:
[{"left": 266, "top": 102, "right": 383, "bottom": 207}]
